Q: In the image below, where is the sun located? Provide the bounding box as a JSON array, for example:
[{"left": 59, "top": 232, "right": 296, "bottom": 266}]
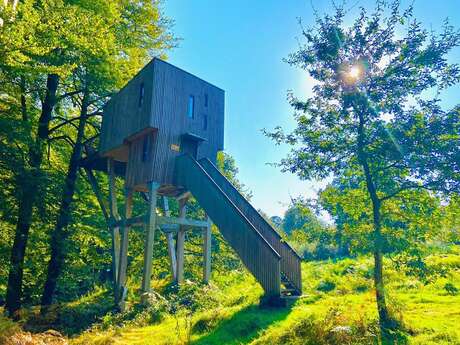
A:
[{"left": 348, "top": 65, "right": 361, "bottom": 79}]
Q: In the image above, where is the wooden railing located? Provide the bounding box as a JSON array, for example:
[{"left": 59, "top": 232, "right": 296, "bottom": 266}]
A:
[
  {"left": 174, "top": 155, "right": 281, "bottom": 296},
  {"left": 198, "top": 158, "right": 302, "bottom": 295}
]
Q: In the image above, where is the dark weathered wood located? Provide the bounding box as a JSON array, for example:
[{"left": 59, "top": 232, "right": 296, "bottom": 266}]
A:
[
  {"left": 99, "top": 58, "right": 224, "bottom": 190},
  {"left": 203, "top": 217, "right": 212, "bottom": 283},
  {"left": 141, "top": 182, "right": 159, "bottom": 293},
  {"left": 163, "top": 197, "right": 177, "bottom": 280},
  {"left": 198, "top": 158, "right": 302, "bottom": 295},
  {"left": 125, "top": 130, "right": 157, "bottom": 188},
  {"left": 117, "top": 188, "right": 133, "bottom": 308},
  {"left": 108, "top": 159, "right": 121, "bottom": 291},
  {"left": 174, "top": 155, "right": 281, "bottom": 296},
  {"left": 176, "top": 197, "right": 188, "bottom": 284}
]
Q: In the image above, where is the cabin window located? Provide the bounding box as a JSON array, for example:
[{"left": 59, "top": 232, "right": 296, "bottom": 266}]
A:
[
  {"left": 187, "top": 95, "right": 194, "bottom": 119},
  {"left": 138, "top": 82, "right": 145, "bottom": 107},
  {"left": 142, "top": 136, "right": 148, "bottom": 162},
  {"left": 203, "top": 114, "right": 208, "bottom": 130},
  {"left": 204, "top": 94, "right": 208, "bottom": 107}
]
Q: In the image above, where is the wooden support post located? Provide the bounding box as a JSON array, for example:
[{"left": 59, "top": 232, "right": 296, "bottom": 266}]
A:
[
  {"left": 203, "top": 216, "right": 212, "bottom": 283},
  {"left": 163, "top": 197, "right": 177, "bottom": 281},
  {"left": 176, "top": 197, "right": 188, "bottom": 284},
  {"left": 117, "top": 187, "right": 133, "bottom": 308},
  {"left": 107, "top": 159, "right": 121, "bottom": 297},
  {"left": 141, "top": 182, "right": 159, "bottom": 295}
]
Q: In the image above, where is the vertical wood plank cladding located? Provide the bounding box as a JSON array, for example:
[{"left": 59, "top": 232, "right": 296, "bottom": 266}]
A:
[
  {"left": 125, "top": 131, "right": 157, "bottom": 188},
  {"left": 100, "top": 60, "right": 155, "bottom": 155},
  {"left": 198, "top": 158, "right": 302, "bottom": 295},
  {"left": 174, "top": 155, "right": 281, "bottom": 296},
  {"left": 150, "top": 59, "right": 224, "bottom": 186},
  {"left": 100, "top": 58, "right": 224, "bottom": 189}
]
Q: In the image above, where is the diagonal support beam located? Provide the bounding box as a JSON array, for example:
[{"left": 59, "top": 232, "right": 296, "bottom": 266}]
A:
[
  {"left": 83, "top": 168, "right": 109, "bottom": 222},
  {"left": 163, "top": 197, "right": 177, "bottom": 281},
  {"left": 203, "top": 216, "right": 212, "bottom": 283},
  {"left": 107, "top": 159, "right": 121, "bottom": 298},
  {"left": 176, "top": 196, "right": 188, "bottom": 284},
  {"left": 117, "top": 187, "right": 133, "bottom": 309}
]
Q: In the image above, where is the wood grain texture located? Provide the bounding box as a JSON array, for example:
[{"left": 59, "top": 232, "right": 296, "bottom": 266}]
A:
[
  {"left": 141, "top": 182, "right": 159, "bottom": 293},
  {"left": 198, "top": 158, "right": 302, "bottom": 295},
  {"left": 99, "top": 58, "right": 224, "bottom": 190},
  {"left": 174, "top": 155, "right": 281, "bottom": 296}
]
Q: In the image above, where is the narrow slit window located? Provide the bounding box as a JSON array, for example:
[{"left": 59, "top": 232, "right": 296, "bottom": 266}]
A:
[
  {"left": 203, "top": 114, "right": 208, "bottom": 130},
  {"left": 204, "top": 94, "right": 208, "bottom": 107},
  {"left": 187, "top": 95, "right": 194, "bottom": 118},
  {"left": 142, "top": 136, "right": 149, "bottom": 162},
  {"left": 138, "top": 82, "right": 145, "bottom": 107}
]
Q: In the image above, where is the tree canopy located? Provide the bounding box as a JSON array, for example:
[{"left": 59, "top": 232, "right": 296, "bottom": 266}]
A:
[{"left": 266, "top": 0, "right": 460, "bottom": 335}]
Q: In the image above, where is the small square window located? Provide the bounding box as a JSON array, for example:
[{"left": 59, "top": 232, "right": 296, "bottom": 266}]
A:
[{"left": 187, "top": 95, "right": 194, "bottom": 118}]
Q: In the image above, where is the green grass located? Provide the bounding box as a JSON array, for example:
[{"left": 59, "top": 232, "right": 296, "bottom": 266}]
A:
[{"left": 2, "top": 251, "right": 460, "bottom": 345}]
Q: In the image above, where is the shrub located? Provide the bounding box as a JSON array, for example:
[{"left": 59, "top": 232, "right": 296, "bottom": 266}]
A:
[
  {"left": 444, "top": 282, "right": 459, "bottom": 295},
  {"left": 192, "top": 310, "right": 224, "bottom": 334},
  {"left": 316, "top": 280, "right": 336, "bottom": 292}
]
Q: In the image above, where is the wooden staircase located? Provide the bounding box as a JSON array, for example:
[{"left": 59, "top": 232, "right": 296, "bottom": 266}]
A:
[{"left": 174, "top": 155, "right": 302, "bottom": 298}]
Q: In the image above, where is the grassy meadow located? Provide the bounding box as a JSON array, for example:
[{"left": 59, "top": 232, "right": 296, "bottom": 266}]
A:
[{"left": 1, "top": 247, "right": 459, "bottom": 345}]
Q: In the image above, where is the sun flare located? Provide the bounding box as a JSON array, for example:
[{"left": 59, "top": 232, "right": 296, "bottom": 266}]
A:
[{"left": 348, "top": 65, "right": 361, "bottom": 79}]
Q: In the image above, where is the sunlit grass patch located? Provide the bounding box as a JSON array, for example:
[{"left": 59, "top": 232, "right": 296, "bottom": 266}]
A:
[{"left": 7, "top": 252, "right": 460, "bottom": 344}]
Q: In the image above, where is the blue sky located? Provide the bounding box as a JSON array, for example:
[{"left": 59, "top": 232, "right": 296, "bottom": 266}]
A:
[{"left": 163, "top": 0, "right": 460, "bottom": 217}]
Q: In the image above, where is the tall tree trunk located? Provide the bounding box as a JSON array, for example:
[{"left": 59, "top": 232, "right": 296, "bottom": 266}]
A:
[
  {"left": 40, "top": 90, "right": 89, "bottom": 310},
  {"left": 356, "top": 110, "right": 393, "bottom": 335},
  {"left": 5, "top": 73, "right": 59, "bottom": 318},
  {"left": 369, "top": 195, "right": 393, "bottom": 331}
]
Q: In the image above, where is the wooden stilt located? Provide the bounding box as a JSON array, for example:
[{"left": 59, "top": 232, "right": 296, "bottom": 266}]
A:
[
  {"left": 107, "top": 159, "right": 121, "bottom": 298},
  {"left": 163, "top": 197, "right": 177, "bottom": 281},
  {"left": 167, "top": 233, "right": 177, "bottom": 281},
  {"left": 203, "top": 216, "right": 212, "bottom": 283},
  {"left": 176, "top": 197, "right": 188, "bottom": 284},
  {"left": 117, "top": 187, "right": 133, "bottom": 308},
  {"left": 141, "top": 182, "right": 159, "bottom": 295}
]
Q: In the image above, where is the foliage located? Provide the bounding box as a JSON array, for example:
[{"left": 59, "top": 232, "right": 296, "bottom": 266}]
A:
[
  {"left": 282, "top": 197, "right": 323, "bottom": 235},
  {"left": 216, "top": 151, "right": 252, "bottom": 200},
  {"left": 0, "top": 0, "right": 176, "bottom": 312},
  {"left": 265, "top": 0, "right": 460, "bottom": 333}
]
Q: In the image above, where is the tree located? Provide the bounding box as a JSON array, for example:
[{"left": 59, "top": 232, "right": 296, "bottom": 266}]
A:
[
  {"left": 216, "top": 151, "right": 252, "bottom": 199},
  {"left": 40, "top": 0, "right": 175, "bottom": 309},
  {"left": 265, "top": 0, "right": 460, "bottom": 335},
  {"left": 282, "top": 197, "right": 323, "bottom": 235},
  {"left": 319, "top": 174, "right": 445, "bottom": 277},
  {"left": 1, "top": 0, "right": 111, "bottom": 317},
  {"left": 281, "top": 197, "right": 336, "bottom": 260},
  {"left": 0, "top": 0, "right": 175, "bottom": 317}
]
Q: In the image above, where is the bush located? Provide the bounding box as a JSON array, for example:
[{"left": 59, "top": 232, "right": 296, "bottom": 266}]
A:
[
  {"left": 192, "top": 310, "right": 225, "bottom": 334},
  {"left": 316, "top": 280, "right": 336, "bottom": 292},
  {"left": 444, "top": 282, "right": 459, "bottom": 295}
]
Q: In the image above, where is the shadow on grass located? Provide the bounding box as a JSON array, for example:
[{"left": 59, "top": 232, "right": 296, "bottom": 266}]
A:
[
  {"left": 23, "top": 287, "right": 115, "bottom": 336},
  {"left": 191, "top": 303, "right": 293, "bottom": 345}
]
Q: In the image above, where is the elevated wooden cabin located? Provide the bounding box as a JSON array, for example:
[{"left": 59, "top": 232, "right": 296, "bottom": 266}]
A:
[
  {"left": 99, "top": 58, "right": 225, "bottom": 193},
  {"left": 82, "top": 59, "right": 302, "bottom": 308}
]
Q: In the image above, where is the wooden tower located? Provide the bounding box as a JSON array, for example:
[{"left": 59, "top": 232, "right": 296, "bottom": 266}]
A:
[{"left": 82, "top": 58, "right": 302, "bottom": 309}]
